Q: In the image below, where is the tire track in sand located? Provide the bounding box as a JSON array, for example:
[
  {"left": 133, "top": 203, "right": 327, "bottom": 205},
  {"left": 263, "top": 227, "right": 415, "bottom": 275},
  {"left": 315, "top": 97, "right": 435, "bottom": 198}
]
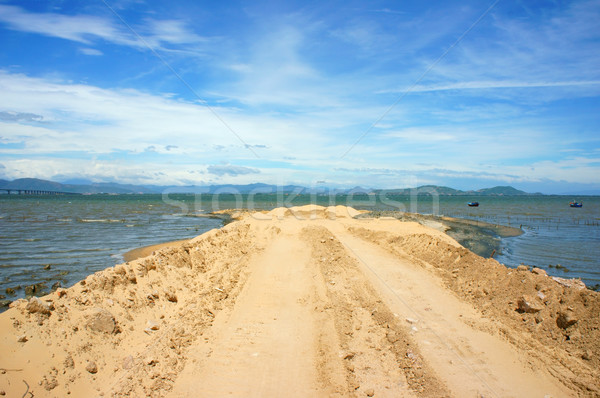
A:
[
  {"left": 330, "top": 223, "right": 575, "bottom": 398},
  {"left": 169, "top": 223, "right": 345, "bottom": 397},
  {"left": 302, "top": 225, "right": 449, "bottom": 398},
  {"left": 169, "top": 214, "right": 573, "bottom": 397},
  {"left": 169, "top": 221, "right": 447, "bottom": 397}
]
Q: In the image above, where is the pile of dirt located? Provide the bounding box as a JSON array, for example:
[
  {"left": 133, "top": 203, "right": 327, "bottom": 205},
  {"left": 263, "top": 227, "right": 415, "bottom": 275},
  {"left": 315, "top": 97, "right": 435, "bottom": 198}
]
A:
[
  {"left": 265, "top": 205, "right": 365, "bottom": 220},
  {"left": 0, "top": 222, "right": 258, "bottom": 397}
]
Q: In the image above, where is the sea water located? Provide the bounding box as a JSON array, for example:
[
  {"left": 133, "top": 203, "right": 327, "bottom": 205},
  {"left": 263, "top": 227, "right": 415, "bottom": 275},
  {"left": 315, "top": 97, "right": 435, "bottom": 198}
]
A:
[
  {"left": 1, "top": 193, "right": 598, "bottom": 307},
  {"left": 436, "top": 195, "right": 600, "bottom": 288},
  {"left": 0, "top": 194, "right": 222, "bottom": 304}
]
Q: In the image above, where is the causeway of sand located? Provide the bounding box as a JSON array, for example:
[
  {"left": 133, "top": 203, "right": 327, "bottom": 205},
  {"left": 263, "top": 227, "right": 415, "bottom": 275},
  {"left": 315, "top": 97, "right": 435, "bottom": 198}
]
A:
[{"left": 1, "top": 205, "right": 599, "bottom": 397}]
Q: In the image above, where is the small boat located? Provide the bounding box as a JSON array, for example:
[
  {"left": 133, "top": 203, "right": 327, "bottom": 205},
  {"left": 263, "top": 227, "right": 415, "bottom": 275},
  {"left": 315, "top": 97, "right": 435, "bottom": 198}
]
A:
[
  {"left": 569, "top": 201, "right": 583, "bottom": 208},
  {"left": 467, "top": 201, "right": 479, "bottom": 207}
]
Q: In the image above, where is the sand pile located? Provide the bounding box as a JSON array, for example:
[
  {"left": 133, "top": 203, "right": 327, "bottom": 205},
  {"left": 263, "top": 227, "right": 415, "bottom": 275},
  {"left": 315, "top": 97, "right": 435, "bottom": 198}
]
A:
[
  {"left": 0, "top": 206, "right": 598, "bottom": 397},
  {"left": 0, "top": 222, "right": 261, "bottom": 397},
  {"left": 265, "top": 204, "right": 365, "bottom": 220}
]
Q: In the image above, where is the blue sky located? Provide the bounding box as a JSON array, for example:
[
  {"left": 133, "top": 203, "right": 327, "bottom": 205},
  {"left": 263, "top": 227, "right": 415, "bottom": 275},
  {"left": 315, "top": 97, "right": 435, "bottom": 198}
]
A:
[{"left": 0, "top": 0, "right": 599, "bottom": 193}]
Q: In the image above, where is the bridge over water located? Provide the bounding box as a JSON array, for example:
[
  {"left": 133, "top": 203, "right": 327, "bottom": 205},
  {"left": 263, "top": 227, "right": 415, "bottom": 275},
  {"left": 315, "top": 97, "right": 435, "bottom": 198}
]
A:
[{"left": 0, "top": 188, "right": 81, "bottom": 195}]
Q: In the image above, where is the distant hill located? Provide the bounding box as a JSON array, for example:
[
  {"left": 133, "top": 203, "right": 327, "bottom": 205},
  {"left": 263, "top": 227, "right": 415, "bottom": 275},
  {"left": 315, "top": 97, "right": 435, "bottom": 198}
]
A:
[
  {"left": 0, "top": 178, "right": 307, "bottom": 195},
  {"left": 0, "top": 178, "right": 155, "bottom": 194},
  {"left": 474, "top": 186, "right": 531, "bottom": 195},
  {"left": 375, "top": 185, "right": 534, "bottom": 196},
  {"left": 0, "top": 178, "right": 71, "bottom": 191},
  {"left": 161, "top": 183, "right": 307, "bottom": 194},
  {"left": 0, "top": 178, "right": 151, "bottom": 194},
  {"left": 0, "top": 178, "right": 538, "bottom": 196}
]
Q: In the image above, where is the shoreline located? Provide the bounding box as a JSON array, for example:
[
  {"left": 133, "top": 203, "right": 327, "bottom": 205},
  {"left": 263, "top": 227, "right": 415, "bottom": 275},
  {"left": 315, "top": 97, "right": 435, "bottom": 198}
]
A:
[
  {"left": 122, "top": 239, "right": 191, "bottom": 262},
  {"left": 3, "top": 194, "right": 597, "bottom": 311},
  {"left": 356, "top": 210, "right": 523, "bottom": 259},
  {"left": 122, "top": 208, "right": 518, "bottom": 263},
  {"left": 0, "top": 209, "right": 568, "bottom": 313},
  {"left": 120, "top": 210, "right": 243, "bottom": 263}
]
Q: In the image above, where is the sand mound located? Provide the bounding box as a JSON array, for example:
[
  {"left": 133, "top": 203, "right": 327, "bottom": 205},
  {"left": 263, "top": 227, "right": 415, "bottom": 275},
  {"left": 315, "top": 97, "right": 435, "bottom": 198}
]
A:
[
  {"left": 265, "top": 205, "right": 363, "bottom": 219},
  {"left": 0, "top": 222, "right": 261, "bottom": 397}
]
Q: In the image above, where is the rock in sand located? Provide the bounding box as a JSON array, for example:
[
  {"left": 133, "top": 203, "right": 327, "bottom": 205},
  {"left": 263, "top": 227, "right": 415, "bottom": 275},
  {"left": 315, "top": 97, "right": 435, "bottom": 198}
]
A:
[
  {"left": 517, "top": 295, "right": 544, "bottom": 313},
  {"left": 164, "top": 289, "right": 178, "bottom": 303},
  {"left": 86, "top": 361, "right": 98, "bottom": 374},
  {"left": 146, "top": 320, "right": 160, "bottom": 330},
  {"left": 25, "top": 296, "right": 51, "bottom": 315},
  {"left": 556, "top": 311, "right": 578, "bottom": 329},
  {"left": 86, "top": 308, "right": 116, "bottom": 334}
]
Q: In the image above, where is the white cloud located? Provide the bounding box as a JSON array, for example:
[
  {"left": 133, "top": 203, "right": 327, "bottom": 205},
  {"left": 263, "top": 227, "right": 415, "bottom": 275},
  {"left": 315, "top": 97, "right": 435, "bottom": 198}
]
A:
[
  {"left": 0, "top": 70, "right": 365, "bottom": 183},
  {"left": 0, "top": 4, "right": 208, "bottom": 51},
  {"left": 0, "top": 111, "right": 43, "bottom": 122},
  {"left": 0, "top": 71, "right": 249, "bottom": 154},
  {"left": 207, "top": 164, "right": 260, "bottom": 177},
  {"left": 384, "top": 128, "right": 455, "bottom": 142},
  {"left": 79, "top": 48, "right": 103, "bottom": 56},
  {"left": 423, "top": 1, "right": 600, "bottom": 96},
  {"left": 330, "top": 19, "right": 388, "bottom": 52},
  {"left": 219, "top": 25, "right": 323, "bottom": 107},
  {"left": 0, "top": 5, "right": 126, "bottom": 45},
  {"left": 384, "top": 80, "right": 600, "bottom": 94},
  {"left": 505, "top": 158, "right": 600, "bottom": 185},
  {"left": 145, "top": 19, "right": 207, "bottom": 46},
  {"left": 0, "top": 157, "right": 196, "bottom": 185}
]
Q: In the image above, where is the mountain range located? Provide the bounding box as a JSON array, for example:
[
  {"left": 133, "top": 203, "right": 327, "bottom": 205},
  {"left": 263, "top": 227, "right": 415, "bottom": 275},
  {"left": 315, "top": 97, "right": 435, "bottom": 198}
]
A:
[
  {"left": 373, "top": 185, "right": 538, "bottom": 196},
  {"left": 0, "top": 178, "right": 540, "bottom": 196}
]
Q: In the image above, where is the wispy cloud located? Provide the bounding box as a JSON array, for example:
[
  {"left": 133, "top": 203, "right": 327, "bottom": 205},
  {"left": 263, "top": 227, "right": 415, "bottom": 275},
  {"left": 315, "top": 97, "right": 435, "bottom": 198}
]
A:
[
  {"left": 207, "top": 163, "right": 260, "bottom": 177},
  {"left": 0, "top": 111, "right": 43, "bottom": 122},
  {"left": 79, "top": 47, "right": 103, "bottom": 56},
  {"left": 144, "top": 19, "right": 207, "bottom": 46},
  {"left": 0, "top": 4, "right": 208, "bottom": 51},
  {"left": 384, "top": 80, "right": 600, "bottom": 94},
  {"left": 384, "top": 128, "right": 456, "bottom": 142},
  {"left": 423, "top": 1, "right": 600, "bottom": 93},
  {"left": 0, "top": 5, "right": 125, "bottom": 44}
]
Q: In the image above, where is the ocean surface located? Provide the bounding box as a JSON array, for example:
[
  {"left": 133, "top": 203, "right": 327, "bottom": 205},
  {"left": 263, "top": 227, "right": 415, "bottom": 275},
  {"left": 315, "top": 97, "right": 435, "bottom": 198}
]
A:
[
  {"left": 1, "top": 193, "right": 599, "bottom": 307},
  {"left": 433, "top": 196, "right": 599, "bottom": 286},
  {"left": 0, "top": 194, "right": 223, "bottom": 305}
]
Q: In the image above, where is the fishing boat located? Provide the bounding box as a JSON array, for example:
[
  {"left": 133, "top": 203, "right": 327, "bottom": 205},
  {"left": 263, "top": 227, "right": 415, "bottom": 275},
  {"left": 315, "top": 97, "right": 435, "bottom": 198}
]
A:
[
  {"left": 467, "top": 201, "right": 479, "bottom": 207},
  {"left": 570, "top": 201, "right": 583, "bottom": 208}
]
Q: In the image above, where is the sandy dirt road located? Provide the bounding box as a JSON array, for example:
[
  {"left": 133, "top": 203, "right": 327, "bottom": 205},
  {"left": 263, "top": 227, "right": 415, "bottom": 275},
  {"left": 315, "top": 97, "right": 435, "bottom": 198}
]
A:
[
  {"left": 1, "top": 206, "right": 598, "bottom": 397},
  {"left": 169, "top": 212, "right": 573, "bottom": 397},
  {"left": 170, "top": 225, "right": 327, "bottom": 397},
  {"left": 327, "top": 221, "right": 572, "bottom": 397}
]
